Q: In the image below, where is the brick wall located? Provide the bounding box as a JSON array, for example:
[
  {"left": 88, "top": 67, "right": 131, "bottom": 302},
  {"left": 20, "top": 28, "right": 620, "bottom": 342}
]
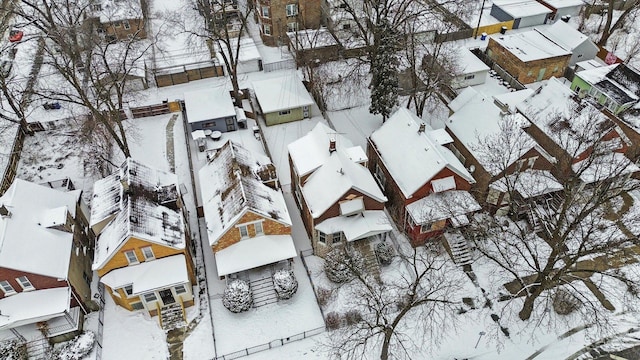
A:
[
  {"left": 104, "top": 18, "right": 147, "bottom": 40},
  {"left": 259, "top": 0, "right": 323, "bottom": 46},
  {"left": 0, "top": 267, "right": 67, "bottom": 299},
  {"left": 212, "top": 211, "right": 292, "bottom": 253}
]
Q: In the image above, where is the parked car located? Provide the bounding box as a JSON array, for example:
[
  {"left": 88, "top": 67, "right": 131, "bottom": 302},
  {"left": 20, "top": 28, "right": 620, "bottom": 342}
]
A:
[{"left": 9, "top": 29, "right": 23, "bottom": 42}]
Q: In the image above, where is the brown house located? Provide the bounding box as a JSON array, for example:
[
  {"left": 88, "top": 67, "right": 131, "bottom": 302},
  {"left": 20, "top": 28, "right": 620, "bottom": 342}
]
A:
[
  {"left": 288, "top": 123, "right": 392, "bottom": 258},
  {"left": 368, "top": 108, "right": 480, "bottom": 247},
  {"left": 0, "top": 179, "right": 93, "bottom": 343},
  {"left": 486, "top": 29, "right": 571, "bottom": 84},
  {"left": 91, "top": 158, "right": 195, "bottom": 326},
  {"left": 199, "top": 140, "right": 296, "bottom": 281},
  {"left": 254, "top": 0, "right": 323, "bottom": 46},
  {"left": 94, "top": 0, "right": 147, "bottom": 41}
]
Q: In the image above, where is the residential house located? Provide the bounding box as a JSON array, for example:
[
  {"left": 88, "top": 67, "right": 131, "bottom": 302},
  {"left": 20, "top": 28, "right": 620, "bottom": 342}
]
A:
[
  {"left": 91, "top": 158, "right": 196, "bottom": 319},
  {"left": 199, "top": 140, "right": 297, "bottom": 282},
  {"left": 486, "top": 29, "right": 572, "bottom": 84},
  {"left": 93, "top": 0, "right": 146, "bottom": 41},
  {"left": 184, "top": 86, "right": 238, "bottom": 133},
  {"left": 517, "top": 77, "right": 638, "bottom": 185},
  {"left": 535, "top": 0, "right": 584, "bottom": 20},
  {"left": 254, "top": 0, "right": 323, "bottom": 46},
  {"left": 452, "top": 47, "right": 490, "bottom": 88},
  {"left": 289, "top": 123, "right": 393, "bottom": 258},
  {"left": 211, "top": 0, "right": 243, "bottom": 38},
  {"left": 571, "top": 63, "right": 640, "bottom": 115},
  {"left": 446, "top": 87, "right": 563, "bottom": 218},
  {"left": 368, "top": 108, "right": 480, "bottom": 247},
  {"left": 0, "top": 179, "right": 93, "bottom": 343},
  {"left": 252, "top": 74, "right": 315, "bottom": 126},
  {"left": 540, "top": 21, "right": 598, "bottom": 67},
  {"left": 490, "top": 0, "right": 552, "bottom": 29}
]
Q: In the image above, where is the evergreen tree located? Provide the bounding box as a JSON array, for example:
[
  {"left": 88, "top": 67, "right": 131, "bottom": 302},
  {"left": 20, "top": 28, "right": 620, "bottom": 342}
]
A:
[{"left": 369, "top": 19, "right": 399, "bottom": 122}]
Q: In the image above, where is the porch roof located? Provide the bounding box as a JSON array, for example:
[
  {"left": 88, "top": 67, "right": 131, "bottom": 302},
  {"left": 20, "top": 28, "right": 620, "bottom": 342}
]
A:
[
  {"left": 0, "top": 287, "right": 70, "bottom": 331},
  {"left": 215, "top": 235, "right": 297, "bottom": 277},
  {"left": 490, "top": 170, "right": 564, "bottom": 199},
  {"left": 406, "top": 190, "right": 481, "bottom": 224},
  {"left": 100, "top": 254, "right": 189, "bottom": 295},
  {"left": 315, "top": 210, "right": 392, "bottom": 242}
]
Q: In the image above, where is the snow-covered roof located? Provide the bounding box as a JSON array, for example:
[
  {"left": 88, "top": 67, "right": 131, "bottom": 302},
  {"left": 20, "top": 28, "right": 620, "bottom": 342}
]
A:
[
  {"left": 0, "top": 122, "right": 20, "bottom": 181},
  {"left": 184, "top": 86, "right": 236, "bottom": 124},
  {"left": 100, "top": 254, "right": 189, "bottom": 294},
  {"left": 301, "top": 150, "right": 387, "bottom": 218},
  {"left": 517, "top": 77, "right": 612, "bottom": 156},
  {"left": 447, "top": 87, "right": 537, "bottom": 176},
  {"left": 288, "top": 28, "right": 339, "bottom": 50},
  {"left": 199, "top": 140, "right": 291, "bottom": 246},
  {"left": 370, "top": 108, "right": 475, "bottom": 198},
  {"left": 288, "top": 122, "right": 360, "bottom": 177},
  {"left": 252, "top": 74, "right": 315, "bottom": 114},
  {"left": 98, "top": 0, "right": 143, "bottom": 23},
  {"left": 405, "top": 190, "right": 481, "bottom": 224},
  {"left": 214, "top": 235, "right": 296, "bottom": 277},
  {"left": 219, "top": 37, "right": 261, "bottom": 62},
  {"left": 492, "top": 0, "right": 552, "bottom": 18},
  {"left": 490, "top": 170, "right": 563, "bottom": 198},
  {"left": 575, "top": 59, "right": 605, "bottom": 72},
  {"left": 91, "top": 158, "right": 185, "bottom": 270},
  {"left": 541, "top": 21, "right": 593, "bottom": 51},
  {"left": 595, "top": 63, "right": 640, "bottom": 104},
  {"left": 0, "top": 287, "right": 70, "bottom": 331},
  {"left": 490, "top": 30, "right": 571, "bottom": 62},
  {"left": 457, "top": 47, "right": 490, "bottom": 75},
  {"left": 0, "top": 179, "right": 81, "bottom": 279},
  {"left": 543, "top": 0, "right": 585, "bottom": 8},
  {"left": 575, "top": 63, "right": 618, "bottom": 85},
  {"left": 572, "top": 152, "right": 639, "bottom": 184},
  {"left": 315, "top": 210, "right": 392, "bottom": 242}
]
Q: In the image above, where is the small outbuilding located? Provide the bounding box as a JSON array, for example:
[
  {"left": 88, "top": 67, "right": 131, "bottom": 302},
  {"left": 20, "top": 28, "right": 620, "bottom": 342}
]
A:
[
  {"left": 541, "top": 20, "right": 598, "bottom": 67},
  {"left": 252, "top": 75, "right": 315, "bottom": 126},
  {"left": 452, "top": 47, "right": 490, "bottom": 88},
  {"left": 184, "top": 86, "right": 237, "bottom": 132},
  {"left": 490, "top": 0, "right": 552, "bottom": 29},
  {"left": 536, "top": 0, "right": 584, "bottom": 20}
]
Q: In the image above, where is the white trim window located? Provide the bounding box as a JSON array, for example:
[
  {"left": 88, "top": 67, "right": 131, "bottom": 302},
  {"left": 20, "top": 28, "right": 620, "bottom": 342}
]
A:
[
  {"left": 123, "top": 20, "right": 131, "bottom": 30},
  {"left": 317, "top": 231, "right": 326, "bottom": 244},
  {"left": 285, "top": 3, "right": 298, "bottom": 16},
  {"left": 254, "top": 221, "right": 264, "bottom": 235},
  {"left": 0, "top": 280, "right": 16, "bottom": 295},
  {"left": 238, "top": 224, "right": 249, "bottom": 238},
  {"left": 287, "top": 22, "right": 298, "bottom": 32},
  {"left": 374, "top": 163, "right": 386, "bottom": 187},
  {"left": 261, "top": 6, "right": 269, "bottom": 17},
  {"left": 175, "top": 284, "right": 188, "bottom": 295},
  {"left": 143, "top": 292, "right": 157, "bottom": 303},
  {"left": 141, "top": 246, "right": 155, "bottom": 261},
  {"left": 124, "top": 250, "right": 139, "bottom": 265},
  {"left": 123, "top": 284, "right": 134, "bottom": 297},
  {"left": 264, "top": 24, "right": 271, "bottom": 35},
  {"left": 278, "top": 109, "right": 291, "bottom": 116},
  {"left": 16, "top": 276, "right": 34, "bottom": 291}
]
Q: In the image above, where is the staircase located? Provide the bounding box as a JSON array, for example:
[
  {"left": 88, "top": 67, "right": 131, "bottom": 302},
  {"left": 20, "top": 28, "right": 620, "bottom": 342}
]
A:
[
  {"left": 445, "top": 232, "right": 473, "bottom": 266},
  {"left": 160, "top": 303, "right": 186, "bottom": 332},
  {"left": 250, "top": 277, "right": 278, "bottom": 308},
  {"left": 353, "top": 240, "right": 381, "bottom": 281}
]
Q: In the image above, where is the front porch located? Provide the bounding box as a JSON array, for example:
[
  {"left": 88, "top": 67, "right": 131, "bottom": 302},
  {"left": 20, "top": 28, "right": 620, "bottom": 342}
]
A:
[{"left": 226, "top": 260, "right": 292, "bottom": 308}]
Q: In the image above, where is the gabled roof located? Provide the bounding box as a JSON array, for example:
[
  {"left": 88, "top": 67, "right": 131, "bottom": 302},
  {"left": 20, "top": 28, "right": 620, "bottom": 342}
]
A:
[
  {"left": 447, "top": 87, "right": 537, "bottom": 176},
  {"left": 199, "top": 140, "right": 292, "bottom": 246},
  {"left": 456, "top": 47, "right": 490, "bottom": 75},
  {"left": 541, "top": 21, "right": 594, "bottom": 51},
  {"left": 288, "top": 122, "right": 365, "bottom": 177},
  {"left": 91, "top": 159, "right": 185, "bottom": 270},
  {"left": 252, "top": 74, "right": 315, "bottom": 114},
  {"left": 601, "top": 63, "right": 640, "bottom": 102},
  {"left": 490, "top": 30, "right": 571, "bottom": 62},
  {"left": 301, "top": 150, "right": 387, "bottom": 218},
  {"left": 0, "top": 179, "right": 81, "bottom": 279},
  {"left": 184, "top": 85, "right": 236, "bottom": 124},
  {"left": 370, "top": 107, "right": 475, "bottom": 198}
]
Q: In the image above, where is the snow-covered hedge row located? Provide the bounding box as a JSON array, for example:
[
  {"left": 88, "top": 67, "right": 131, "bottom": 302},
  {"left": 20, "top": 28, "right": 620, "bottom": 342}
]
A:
[
  {"left": 273, "top": 269, "right": 298, "bottom": 300},
  {"left": 223, "top": 279, "right": 253, "bottom": 313}
]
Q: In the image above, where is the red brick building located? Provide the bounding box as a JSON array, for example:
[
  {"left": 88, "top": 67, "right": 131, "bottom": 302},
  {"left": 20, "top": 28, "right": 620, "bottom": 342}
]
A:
[{"left": 254, "top": 0, "right": 323, "bottom": 46}]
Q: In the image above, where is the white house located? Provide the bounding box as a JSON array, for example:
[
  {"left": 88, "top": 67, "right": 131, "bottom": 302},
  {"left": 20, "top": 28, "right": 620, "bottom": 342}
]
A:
[
  {"left": 541, "top": 21, "right": 598, "bottom": 66},
  {"left": 218, "top": 37, "right": 262, "bottom": 74},
  {"left": 453, "top": 47, "right": 490, "bottom": 88},
  {"left": 184, "top": 86, "right": 237, "bottom": 133},
  {"left": 490, "top": 0, "right": 552, "bottom": 29}
]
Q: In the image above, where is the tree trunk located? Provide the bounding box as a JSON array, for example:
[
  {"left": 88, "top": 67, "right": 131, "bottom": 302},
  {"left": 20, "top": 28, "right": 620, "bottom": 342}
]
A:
[
  {"left": 380, "top": 329, "right": 393, "bottom": 360},
  {"left": 518, "top": 284, "right": 544, "bottom": 320}
]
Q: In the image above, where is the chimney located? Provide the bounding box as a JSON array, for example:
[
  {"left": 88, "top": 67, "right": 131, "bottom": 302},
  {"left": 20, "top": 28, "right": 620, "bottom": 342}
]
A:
[
  {"left": 329, "top": 138, "right": 336, "bottom": 153},
  {"left": 0, "top": 205, "right": 10, "bottom": 218},
  {"left": 418, "top": 123, "right": 426, "bottom": 133},
  {"left": 561, "top": 15, "right": 570, "bottom": 23}
]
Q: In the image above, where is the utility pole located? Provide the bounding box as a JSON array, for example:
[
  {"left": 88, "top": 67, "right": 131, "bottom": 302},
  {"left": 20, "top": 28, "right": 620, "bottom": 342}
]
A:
[{"left": 474, "top": 0, "right": 487, "bottom": 39}]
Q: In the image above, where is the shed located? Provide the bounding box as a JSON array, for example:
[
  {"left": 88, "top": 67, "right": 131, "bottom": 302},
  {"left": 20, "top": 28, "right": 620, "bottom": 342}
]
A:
[
  {"left": 252, "top": 75, "right": 315, "bottom": 126},
  {"left": 541, "top": 21, "right": 598, "bottom": 66},
  {"left": 453, "top": 47, "right": 490, "bottom": 88},
  {"left": 490, "top": 0, "right": 552, "bottom": 29},
  {"left": 536, "top": 0, "right": 584, "bottom": 20},
  {"left": 184, "top": 86, "right": 237, "bottom": 132},
  {"left": 218, "top": 37, "right": 262, "bottom": 74}
]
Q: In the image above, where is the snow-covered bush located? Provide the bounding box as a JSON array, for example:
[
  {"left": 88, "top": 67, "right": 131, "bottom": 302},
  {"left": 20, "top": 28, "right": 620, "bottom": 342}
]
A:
[
  {"left": 273, "top": 269, "right": 298, "bottom": 300},
  {"left": 374, "top": 241, "right": 394, "bottom": 266},
  {"left": 324, "top": 248, "right": 365, "bottom": 283},
  {"left": 325, "top": 312, "right": 342, "bottom": 330},
  {"left": 54, "top": 331, "right": 96, "bottom": 360},
  {"left": 223, "top": 279, "right": 253, "bottom": 313},
  {"left": 0, "top": 340, "right": 27, "bottom": 360},
  {"left": 316, "top": 287, "right": 332, "bottom": 307},
  {"left": 553, "top": 288, "right": 581, "bottom": 315},
  {"left": 344, "top": 310, "right": 363, "bottom": 326}
]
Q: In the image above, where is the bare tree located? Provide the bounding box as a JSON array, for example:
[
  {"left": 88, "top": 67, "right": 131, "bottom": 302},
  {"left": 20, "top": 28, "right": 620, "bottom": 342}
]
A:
[
  {"left": 597, "top": 0, "right": 640, "bottom": 47},
  {"left": 325, "top": 246, "right": 463, "bottom": 360}
]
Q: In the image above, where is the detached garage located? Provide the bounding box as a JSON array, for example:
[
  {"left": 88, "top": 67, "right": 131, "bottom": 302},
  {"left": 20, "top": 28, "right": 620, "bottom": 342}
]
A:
[
  {"left": 491, "top": 0, "right": 552, "bottom": 29},
  {"left": 184, "top": 86, "right": 237, "bottom": 133},
  {"left": 453, "top": 47, "right": 490, "bottom": 88},
  {"left": 252, "top": 75, "right": 315, "bottom": 126}
]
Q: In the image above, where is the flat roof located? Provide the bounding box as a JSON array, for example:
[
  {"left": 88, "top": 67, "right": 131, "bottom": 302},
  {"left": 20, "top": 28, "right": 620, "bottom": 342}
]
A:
[
  {"left": 493, "top": 0, "right": 552, "bottom": 18},
  {"left": 491, "top": 29, "right": 571, "bottom": 62},
  {"left": 252, "top": 75, "right": 314, "bottom": 114},
  {"left": 184, "top": 86, "right": 236, "bottom": 123}
]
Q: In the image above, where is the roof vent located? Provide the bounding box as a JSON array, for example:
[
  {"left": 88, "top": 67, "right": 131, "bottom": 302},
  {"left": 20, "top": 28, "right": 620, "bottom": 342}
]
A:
[
  {"left": 418, "top": 123, "right": 426, "bottom": 133},
  {"left": 329, "top": 138, "right": 337, "bottom": 153},
  {"left": 0, "top": 205, "right": 10, "bottom": 218}
]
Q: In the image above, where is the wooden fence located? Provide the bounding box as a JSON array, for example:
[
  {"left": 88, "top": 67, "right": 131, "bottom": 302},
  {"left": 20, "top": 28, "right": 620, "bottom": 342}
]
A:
[{"left": 154, "top": 60, "right": 225, "bottom": 87}]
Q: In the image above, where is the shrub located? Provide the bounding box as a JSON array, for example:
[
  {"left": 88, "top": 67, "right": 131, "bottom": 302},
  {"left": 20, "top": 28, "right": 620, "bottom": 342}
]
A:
[
  {"left": 344, "top": 310, "right": 363, "bottom": 326},
  {"left": 222, "top": 279, "right": 253, "bottom": 313},
  {"left": 326, "top": 312, "right": 342, "bottom": 330},
  {"left": 374, "top": 241, "right": 394, "bottom": 266},
  {"left": 324, "top": 248, "right": 365, "bottom": 283},
  {"left": 553, "top": 288, "right": 581, "bottom": 315},
  {"left": 273, "top": 269, "right": 298, "bottom": 300},
  {"left": 55, "top": 331, "right": 96, "bottom": 360},
  {"left": 0, "top": 340, "right": 27, "bottom": 360},
  {"left": 316, "top": 287, "right": 332, "bottom": 307}
]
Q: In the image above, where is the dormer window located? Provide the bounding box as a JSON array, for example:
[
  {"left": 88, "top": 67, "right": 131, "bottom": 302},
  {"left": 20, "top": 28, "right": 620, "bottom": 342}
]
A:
[
  {"left": 124, "top": 250, "right": 139, "bottom": 265},
  {"left": 0, "top": 280, "right": 16, "bottom": 296},
  {"left": 141, "top": 246, "right": 155, "bottom": 260},
  {"left": 16, "top": 276, "right": 34, "bottom": 291}
]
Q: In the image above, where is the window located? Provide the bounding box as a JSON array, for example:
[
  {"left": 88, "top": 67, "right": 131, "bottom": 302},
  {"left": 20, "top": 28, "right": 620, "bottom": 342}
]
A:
[
  {"left": 131, "top": 302, "right": 144, "bottom": 310},
  {"left": 317, "top": 231, "right": 326, "bottom": 244},
  {"left": 464, "top": 74, "right": 475, "bottom": 80},
  {"left": 175, "top": 285, "right": 187, "bottom": 294},
  {"left": 141, "top": 246, "right": 155, "bottom": 260},
  {"left": 342, "top": 23, "right": 351, "bottom": 30},
  {"left": 527, "top": 156, "right": 538, "bottom": 168},
  {"left": 261, "top": 6, "right": 269, "bottom": 17},
  {"left": 143, "top": 293, "right": 157, "bottom": 302},
  {"left": 264, "top": 24, "right": 271, "bottom": 35},
  {"left": 420, "top": 223, "right": 432, "bottom": 233},
  {"left": 254, "top": 222, "right": 264, "bottom": 235},
  {"left": 238, "top": 224, "right": 249, "bottom": 238},
  {"left": 124, "top": 284, "right": 134, "bottom": 297},
  {"left": 0, "top": 280, "right": 15, "bottom": 295},
  {"left": 114, "top": 21, "right": 122, "bottom": 28},
  {"left": 16, "top": 276, "right": 34, "bottom": 291},
  {"left": 278, "top": 109, "right": 291, "bottom": 116},
  {"left": 287, "top": 22, "right": 298, "bottom": 32},
  {"left": 124, "top": 250, "right": 139, "bottom": 265},
  {"left": 486, "top": 188, "right": 500, "bottom": 205},
  {"left": 123, "top": 20, "right": 131, "bottom": 30},
  {"left": 285, "top": 3, "right": 298, "bottom": 16},
  {"left": 331, "top": 232, "right": 344, "bottom": 245},
  {"left": 375, "top": 163, "right": 386, "bottom": 187}
]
